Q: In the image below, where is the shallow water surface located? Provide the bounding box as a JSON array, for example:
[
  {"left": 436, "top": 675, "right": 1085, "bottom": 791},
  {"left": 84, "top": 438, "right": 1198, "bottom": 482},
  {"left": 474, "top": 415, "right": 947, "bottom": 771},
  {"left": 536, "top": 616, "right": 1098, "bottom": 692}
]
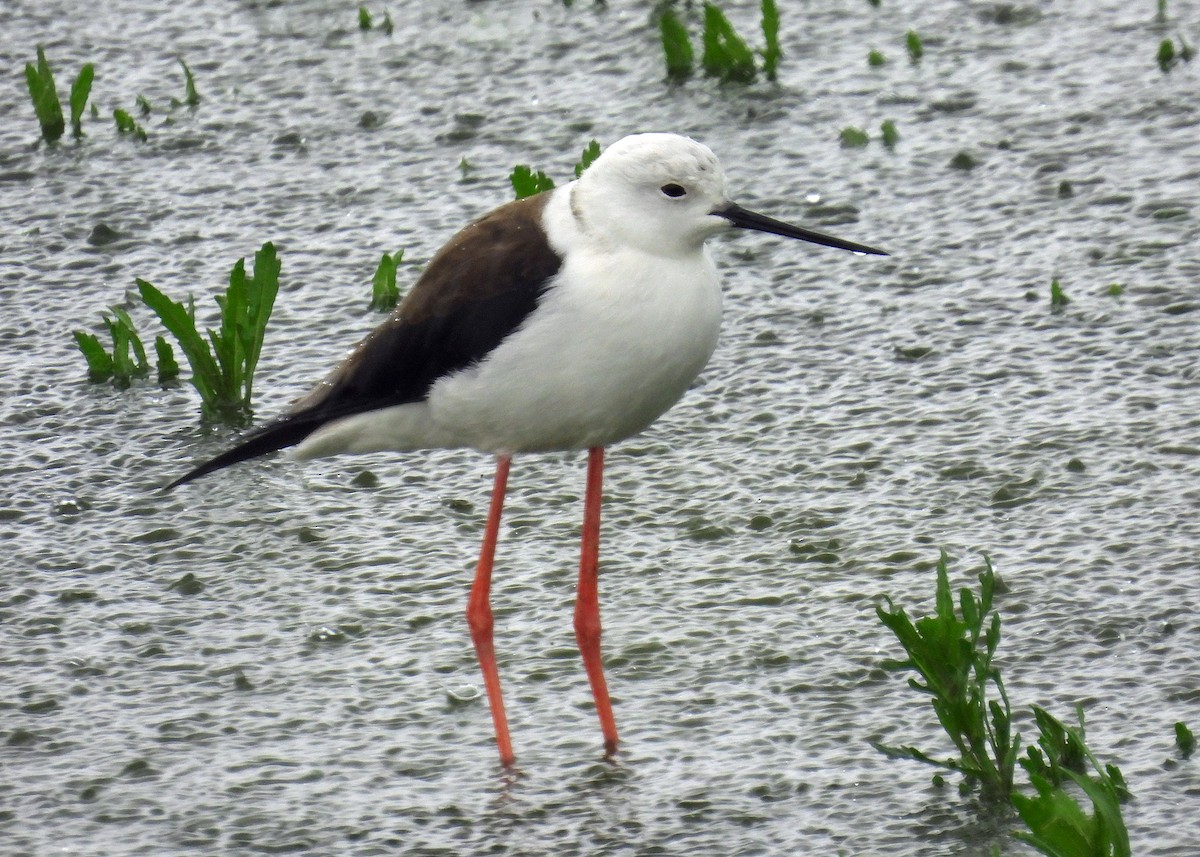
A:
[{"left": 2, "top": 1, "right": 1198, "bottom": 855}]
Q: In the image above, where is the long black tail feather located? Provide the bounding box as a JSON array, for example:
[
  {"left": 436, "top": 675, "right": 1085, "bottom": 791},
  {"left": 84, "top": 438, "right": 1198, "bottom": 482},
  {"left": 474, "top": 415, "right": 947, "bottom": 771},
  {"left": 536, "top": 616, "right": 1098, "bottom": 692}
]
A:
[{"left": 166, "top": 414, "right": 324, "bottom": 490}]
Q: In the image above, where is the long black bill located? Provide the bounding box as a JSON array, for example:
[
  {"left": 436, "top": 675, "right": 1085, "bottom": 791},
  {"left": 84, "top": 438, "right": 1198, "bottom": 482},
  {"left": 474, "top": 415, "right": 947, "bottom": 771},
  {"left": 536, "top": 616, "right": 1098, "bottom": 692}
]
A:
[{"left": 717, "top": 202, "right": 888, "bottom": 256}]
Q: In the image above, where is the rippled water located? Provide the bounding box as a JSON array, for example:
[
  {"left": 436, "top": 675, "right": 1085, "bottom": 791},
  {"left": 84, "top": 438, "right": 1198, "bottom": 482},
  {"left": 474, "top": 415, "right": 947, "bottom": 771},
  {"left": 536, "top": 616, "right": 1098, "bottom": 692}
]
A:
[{"left": 2, "top": 1, "right": 1198, "bottom": 854}]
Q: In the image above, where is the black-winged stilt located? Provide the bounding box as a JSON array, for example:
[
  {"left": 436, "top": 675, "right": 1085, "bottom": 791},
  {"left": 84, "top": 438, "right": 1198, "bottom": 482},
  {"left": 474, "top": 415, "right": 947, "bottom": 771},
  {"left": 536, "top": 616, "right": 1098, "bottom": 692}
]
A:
[{"left": 169, "top": 133, "right": 887, "bottom": 766}]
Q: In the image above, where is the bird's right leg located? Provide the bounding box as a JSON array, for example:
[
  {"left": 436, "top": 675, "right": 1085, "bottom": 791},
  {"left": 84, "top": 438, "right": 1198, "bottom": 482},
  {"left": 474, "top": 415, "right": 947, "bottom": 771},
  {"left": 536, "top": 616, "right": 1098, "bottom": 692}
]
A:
[{"left": 466, "top": 454, "right": 515, "bottom": 766}]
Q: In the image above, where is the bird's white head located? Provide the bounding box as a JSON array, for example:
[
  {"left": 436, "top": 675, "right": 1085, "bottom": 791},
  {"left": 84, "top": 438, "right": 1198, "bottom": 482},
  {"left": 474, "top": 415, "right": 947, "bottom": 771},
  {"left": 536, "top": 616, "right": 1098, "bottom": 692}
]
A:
[
  {"left": 572, "top": 132, "right": 889, "bottom": 260},
  {"left": 573, "top": 133, "right": 732, "bottom": 257}
]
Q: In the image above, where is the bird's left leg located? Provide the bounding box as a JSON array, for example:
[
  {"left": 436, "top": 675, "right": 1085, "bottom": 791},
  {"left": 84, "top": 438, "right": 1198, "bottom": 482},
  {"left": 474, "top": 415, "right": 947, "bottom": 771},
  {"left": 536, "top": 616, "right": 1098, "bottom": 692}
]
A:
[{"left": 574, "top": 446, "right": 619, "bottom": 756}]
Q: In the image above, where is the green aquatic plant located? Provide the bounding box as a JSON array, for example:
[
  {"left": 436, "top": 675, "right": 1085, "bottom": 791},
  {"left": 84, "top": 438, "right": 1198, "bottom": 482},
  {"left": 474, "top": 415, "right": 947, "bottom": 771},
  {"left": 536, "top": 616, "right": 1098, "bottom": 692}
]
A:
[
  {"left": 358, "top": 6, "right": 373, "bottom": 30},
  {"left": 760, "top": 0, "right": 781, "bottom": 81},
  {"left": 574, "top": 139, "right": 601, "bottom": 177},
  {"left": 1050, "top": 278, "right": 1069, "bottom": 307},
  {"left": 68, "top": 64, "right": 94, "bottom": 138},
  {"left": 510, "top": 165, "right": 556, "bottom": 199},
  {"left": 839, "top": 127, "right": 870, "bottom": 148},
  {"left": 874, "top": 552, "right": 1018, "bottom": 801},
  {"left": 660, "top": 9, "right": 695, "bottom": 81},
  {"left": 880, "top": 119, "right": 900, "bottom": 148},
  {"left": 25, "top": 47, "right": 94, "bottom": 142},
  {"left": 73, "top": 307, "right": 150, "bottom": 386},
  {"left": 177, "top": 58, "right": 200, "bottom": 107},
  {"left": 702, "top": 4, "right": 758, "bottom": 83},
  {"left": 906, "top": 29, "right": 924, "bottom": 63},
  {"left": 660, "top": 2, "right": 781, "bottom": 84},
  {"left": 868, "top": 49, "right": 887, "bottom": 66},
  {"left": 1177, "top": 721, "right": 1195, "bottom": 758},
  {"left": 875, "top": 552, "right": 1133, "bottom": 855},
  {"left": 369, "top": 250, "right": 403, "bottom": 312},
  {"left": 113, "top": 108, "right": 148, "bottom": 141},
  {"left": 137, "top": 242, "right": 280, "bottom": 423},
  {"left": 511, "top": 140, "right": 602, "bottom": 199},
  {"left": 1015, "top": 706, "right": 1131, "bottom": 857},
  {"left": 1157, "top": 35, "right": 1193, "bottom": 71}
]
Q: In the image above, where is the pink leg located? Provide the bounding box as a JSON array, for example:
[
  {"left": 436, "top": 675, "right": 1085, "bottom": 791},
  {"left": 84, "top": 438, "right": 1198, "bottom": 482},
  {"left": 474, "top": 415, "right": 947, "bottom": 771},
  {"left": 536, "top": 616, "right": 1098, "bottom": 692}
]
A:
[
  {"left": 466, "top": 455, "right": 515, "bottom": 766},
  {"left": 575, "top": 446, "right": 619, "bottom": 756}
]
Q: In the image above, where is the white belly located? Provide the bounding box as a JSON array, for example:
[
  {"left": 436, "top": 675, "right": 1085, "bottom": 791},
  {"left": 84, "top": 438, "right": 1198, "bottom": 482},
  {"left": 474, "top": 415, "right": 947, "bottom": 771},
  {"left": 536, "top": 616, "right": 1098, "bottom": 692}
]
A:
[{"left": 428, "top": 246, "right": 723, "bottom": 453}]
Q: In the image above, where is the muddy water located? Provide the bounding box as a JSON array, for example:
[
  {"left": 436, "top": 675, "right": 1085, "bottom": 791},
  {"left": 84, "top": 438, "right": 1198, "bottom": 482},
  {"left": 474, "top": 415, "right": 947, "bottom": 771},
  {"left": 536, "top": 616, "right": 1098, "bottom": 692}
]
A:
[{"left": 2, "top": 1, "right": 1198, "bottom": 854}]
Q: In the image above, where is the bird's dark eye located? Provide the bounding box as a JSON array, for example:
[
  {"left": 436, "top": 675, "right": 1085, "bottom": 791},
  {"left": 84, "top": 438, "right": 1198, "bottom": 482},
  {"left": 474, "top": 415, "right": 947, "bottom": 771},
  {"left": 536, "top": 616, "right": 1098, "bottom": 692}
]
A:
[{"left": 660, "top": 183, "right": 687, "bottom": 198}]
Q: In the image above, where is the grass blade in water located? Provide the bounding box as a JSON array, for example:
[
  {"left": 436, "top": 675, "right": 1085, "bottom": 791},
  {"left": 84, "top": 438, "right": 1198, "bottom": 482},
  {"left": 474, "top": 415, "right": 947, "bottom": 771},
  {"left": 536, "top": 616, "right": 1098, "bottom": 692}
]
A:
[
  {"left": 25, "top": 46, "right": 65, "bottom": 143},
  {"left": 370, "top": 251, "right": 401, "bottom": 312},
  {"left": 73, "top": 331, "right": 114, "bottom": 381},
  {"left": 69, "top": 64, "right": 94, "bottom": 138},
  {"left": 760, "top": 0, "right": 781, "bottom": 81},
  {"left": 701, "top": 3, "right": 757, "bottom": 83},
  {"left": 660, "top": 10, "right": 695, "bottom": 81}
]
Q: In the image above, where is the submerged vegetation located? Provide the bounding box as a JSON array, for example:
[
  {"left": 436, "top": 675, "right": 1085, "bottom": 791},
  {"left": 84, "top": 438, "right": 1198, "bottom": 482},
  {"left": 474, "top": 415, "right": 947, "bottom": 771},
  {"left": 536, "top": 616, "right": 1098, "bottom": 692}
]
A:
[
  {"left": 73, "top": 308, "right": 150, "bottom": 387},
  {"left": 24, "top": 50, "right": 202, "bottom": 143},
  {"left": 24, "top": 47, "right": 93, "bottom": 143},
  {"left": 369, "top": 250, "right": 404, "bottom": 311},
  {"left": 875, "top": 553, "right": 1133, "bottom": 855},
  {"left": 358, "top": 6, "right": 394, "bottom": 35},
  {"left": 905, "top": 29, "right": 924, "bottom": 63},
  {"left": 137, "top": 243, "right": 280, "bottom": 423},
  {"left": 1050, "top": 278, "right": 1070, "bottom": 307},
  {"left": 659, "top": 0, "right": 781, "bottom": 83},
  {"left": 510, "top": 140, "right": 602, "bottom": 199},
  {"left": 1156, "top": 35, "right": 1194, "bottom": 71},
  {"left": 113, "top": 108, "right": 148, "bottom": 142},
  {"left": 176, "top": 58, "right": 201, "bottom": 107}
]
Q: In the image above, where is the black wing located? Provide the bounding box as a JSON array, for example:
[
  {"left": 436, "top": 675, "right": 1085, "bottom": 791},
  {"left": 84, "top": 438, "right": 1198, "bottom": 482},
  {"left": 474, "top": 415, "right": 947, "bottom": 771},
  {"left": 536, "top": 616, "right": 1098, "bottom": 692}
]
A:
[{"left": 168, "top": 192, "right": 563, "bottom": 488}]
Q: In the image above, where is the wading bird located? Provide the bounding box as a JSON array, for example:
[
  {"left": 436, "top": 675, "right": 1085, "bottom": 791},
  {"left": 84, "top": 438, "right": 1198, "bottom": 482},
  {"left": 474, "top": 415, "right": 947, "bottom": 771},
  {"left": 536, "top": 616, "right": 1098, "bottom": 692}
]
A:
[{"left": 170, "top": 133, "right": 887, "bottom": 766}]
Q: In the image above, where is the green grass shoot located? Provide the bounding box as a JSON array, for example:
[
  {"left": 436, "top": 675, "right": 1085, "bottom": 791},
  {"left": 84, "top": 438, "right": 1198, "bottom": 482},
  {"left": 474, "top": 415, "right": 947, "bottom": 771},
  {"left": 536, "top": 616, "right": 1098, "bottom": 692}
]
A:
[
  {"left": 1157, "top": 0, "right": 1168, "bottom": 23},
  {"left": 381, "top": 10, "right": 394, "bottom": 35},
  {"left": 875, "top": 552, "right": 1133, "bottom": 854},
  {"left": 906, "top": 29, "right": 924, "bottom": 63},
  {"left": 178, "top": 58, "right": 200, "bottom": 107},
  {"left": 874, "top": 552, "right": 1018, "bottom": 801},
  {"left": 839, "top": 127, "right": 870, "bottom": 148},
  {"left": 154, "top": 336, "right": 180, "bottom": 383},
  {"left": 702, "top": 3, "right": 758, "bottom": 83},
  {"left": 68, "top": 63, "right": 94, "bottom": 138},
  {"left": 880, "top": 119, "right": 900, "bottom": 148},
  {"left": 370, "top": 250, "right": 403, "bottom": 312},
  {"left": 510, "top": 165, "right": 556, "bottom": 200},
  {"left": 1014, "top": 706, "right": 1131, "bottom": 857},
  {"left": 660, "top": 10, "right": 695, "bottom": 81},
  {"left": 760, "top": 0, "right": 781, "bottom": 81},
  {"left": 73, "top": 307, "right": 150, "bottom": 387},
  {"left": 136, "top": 94, "right": 153, "bottom": 115},
  {"left": 868, "top": 49, "right": 887, "bottom": 66},
  {"left": 1176, "top": 722, "right": 1195, "bottom": 758},
  {"left": 359, "top": 6, "right": 373, "bottom": 29},
  {"left": 1050, "top": 278, "right": 1069, "bottom": 307},
  {"left": 25, "top": 48, "right": 93, "bottom": 143},
  {"left": 113, "top": 109, "right": 148, "bottom": 141},
  {"left": 1158, "top": 38, "right": 1177, "bottom": 70},
  {"left": 25, "top": 47, "right": 65, "bottom": 142},
  {"left": 137, "top": 242, "right": 280, "bottom": 424},
  {"left": 574, "top": 140, "right": 601, "bottom": 178},
  {"left": 1106, "top": 283, "right": 1125, "bottom": 297}
]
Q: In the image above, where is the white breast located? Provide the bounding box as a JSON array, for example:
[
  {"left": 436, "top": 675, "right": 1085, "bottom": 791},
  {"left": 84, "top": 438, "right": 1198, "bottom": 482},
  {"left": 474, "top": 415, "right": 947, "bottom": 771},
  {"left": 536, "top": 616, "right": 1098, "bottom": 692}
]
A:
[{"left": 428, "top": 188, "right": 723, "bottom": 454}]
